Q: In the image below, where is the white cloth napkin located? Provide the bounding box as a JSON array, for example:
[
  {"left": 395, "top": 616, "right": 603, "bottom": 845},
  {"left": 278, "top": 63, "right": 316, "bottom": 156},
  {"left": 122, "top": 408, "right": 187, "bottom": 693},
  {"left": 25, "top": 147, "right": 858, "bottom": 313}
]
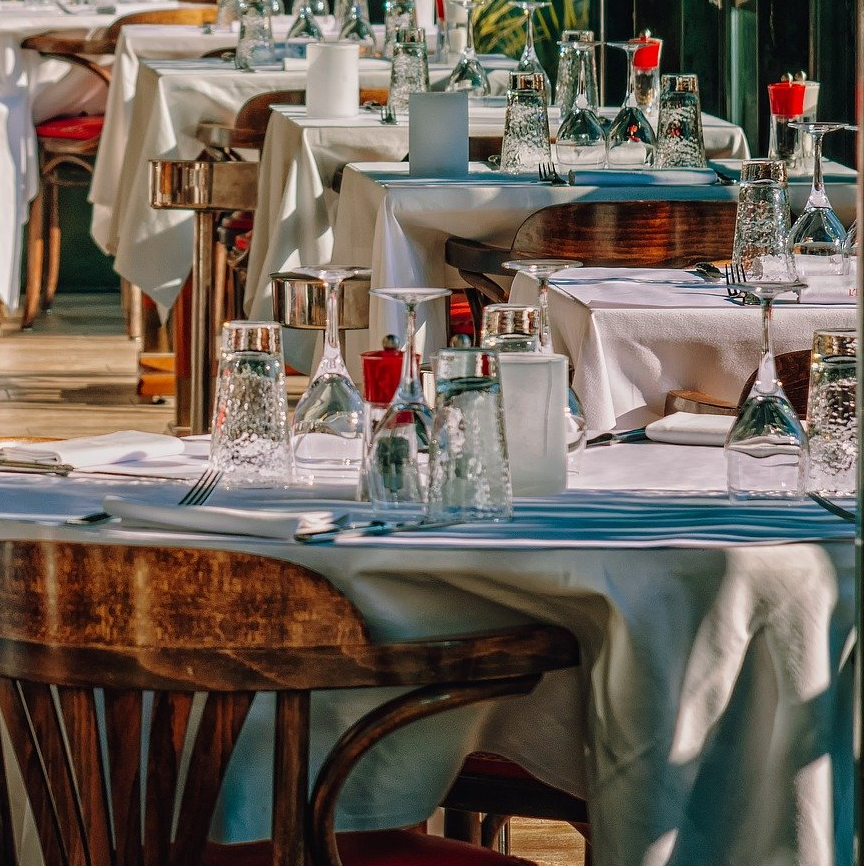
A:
[
  {"left": 550, "top": 267, "right": 728, "bottom": 309},
  {"left": 0, "top": 431, "right": 185, "bottom": 468},
  {"left": 102, "top": 496, "right": 339, "bottom": 539},
  {"left": 798, "top": 274, "right": 858, "bottom": 305},
  {"left": 646, "top": 412, "right": 735, "bottom": 446}
]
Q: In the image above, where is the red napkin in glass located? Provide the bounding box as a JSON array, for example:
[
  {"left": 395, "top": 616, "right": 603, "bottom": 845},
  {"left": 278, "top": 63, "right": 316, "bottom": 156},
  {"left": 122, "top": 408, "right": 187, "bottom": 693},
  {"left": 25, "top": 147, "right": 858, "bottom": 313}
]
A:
[
  {"left": 768, "top": 81, "right": 806, "bottom": 116},
  {"left": 630, "top": 36, "right": 662, "bottom": 70}
]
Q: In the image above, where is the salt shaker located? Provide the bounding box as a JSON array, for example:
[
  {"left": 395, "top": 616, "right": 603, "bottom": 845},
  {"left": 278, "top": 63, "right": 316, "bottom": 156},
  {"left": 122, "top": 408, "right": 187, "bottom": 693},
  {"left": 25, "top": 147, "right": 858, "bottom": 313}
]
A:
[
  {"left": 655, "top": 73, "right": 706, "bottom": 168},
  {"left": 500, "top": 71, "right": 551, "bottom": 174},
  {"left": 388, "top": 27, "right": 430, "bottom": 112}
]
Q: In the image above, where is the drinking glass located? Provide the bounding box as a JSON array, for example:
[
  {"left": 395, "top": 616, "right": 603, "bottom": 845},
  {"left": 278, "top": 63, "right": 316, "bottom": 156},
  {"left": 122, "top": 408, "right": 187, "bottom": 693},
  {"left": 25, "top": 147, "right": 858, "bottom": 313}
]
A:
[
  {"left": 235, "top": 0, "right": 277, "bottom": 69},
  {"left": 605, "top": 41, "right": 657, "bottom": 168},
  {"left": 786, "top": 122, "right": 849, "bottom": 279},
  {"left": 388, "top": 27, "right": 430, "bottom": 112},
  {"left": 217, "top": 0, "right": 240, "bottom": 29},
  {"left": 806, "top": 328, "right": 856, "bottom": 497},
  {"left": 508, "top": 0, "right": 551, "bottom": 99},
  {"left": 290, "top": 267, "right": 369, "bottom": 480},
  {"left": 365, "top": 288, "right": 451, "bottom": 510},
  {"left": 480, "top": 303, "right": 541, "bottom": 352},
  {"left": 287, "top": 0, "right": 323, "bottom": 39},
  {"left": 555, "top": 30, "right": 598, "bottom": 112},
  {"left": 427, "top": 348, "right": 512, "bottom": 522},
  {"left": 444, "top": 0, "right": 490, "bottom": 95},
  {"left": 501, "top": 258, "right": 579, "bottom": 352},
  {"left": 725, "top": 281, "right": 809, "bottom": 501},
  {"left": 338, "top": 0, "right": 377, "bottom": 53},
  {"left": 731, "top": 159, "right": 797, "bottom": 282},
  {"left": 654, "top": 73, "right": 706, "bottom": 169},
  {"left": 555, "top": 37, "right": 606, "bottom": 168},
  {"left": 210, "top": 322, "right": 292, "bottom": 487},
  {"left": 499, "top": 71, "right": 551, "bottom": 173},
  {"left": 383, "top": 0, "right": 417, "bottom": 57}
]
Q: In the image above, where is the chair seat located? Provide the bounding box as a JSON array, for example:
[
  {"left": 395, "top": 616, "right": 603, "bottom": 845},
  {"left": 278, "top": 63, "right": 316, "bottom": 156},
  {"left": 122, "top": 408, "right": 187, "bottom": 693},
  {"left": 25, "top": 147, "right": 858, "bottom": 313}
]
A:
[
  {"left": 202, "top": 830, "right": 537, "bottom": 866},
  {"left": 461, "top": 752, "right": 539, "bottom": 782},
  {"left": 35, "top": 114, "right": 104, "bottom": 140}
]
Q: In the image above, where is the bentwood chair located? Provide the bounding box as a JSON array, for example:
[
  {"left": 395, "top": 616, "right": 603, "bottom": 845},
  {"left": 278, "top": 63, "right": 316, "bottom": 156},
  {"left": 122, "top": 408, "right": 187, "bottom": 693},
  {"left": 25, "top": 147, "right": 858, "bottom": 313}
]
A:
[
  {"left": 444, "top": 199, "right": 739, "bottom": 337},
  {"left": 0, "top": 540, "right": 580, "bottom": 866},
  {"left": 19, "top": 6, "right": 219, "bottom": 331}
]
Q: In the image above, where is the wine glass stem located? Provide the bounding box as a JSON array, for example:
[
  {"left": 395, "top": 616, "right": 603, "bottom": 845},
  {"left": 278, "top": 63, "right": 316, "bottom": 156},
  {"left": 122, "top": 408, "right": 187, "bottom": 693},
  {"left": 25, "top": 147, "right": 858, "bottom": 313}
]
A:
[
  {"left": 523, "top": 8, "right": 534, "bottom": 59},
  {"left": 464, "top": 5, "right": 476, "bottom": 58},
  {"left": 395, "top": 302, "right": 424, "bottom": 403},
  {"left": 538, "top": 278, "right": 552, "bottom": 353},
  {"left": 624, "top": 46, "right": 637, "bottom": 108},
  {"left": 755, "top": 297, "right": 779, "bottom": 395},
  {"left": 808, "top": 131, "right": 829, "bottom": 209},
  {"left": 316, "top": 278, "right": 350, "bottom": 378}
]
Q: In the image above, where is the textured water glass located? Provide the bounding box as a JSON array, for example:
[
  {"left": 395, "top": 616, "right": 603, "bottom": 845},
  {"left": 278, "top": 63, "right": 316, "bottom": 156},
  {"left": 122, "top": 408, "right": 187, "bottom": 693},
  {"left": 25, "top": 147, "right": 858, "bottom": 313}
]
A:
[
  {"left": 500, "top": 72, "right": 551, "bottom": 173},
  {"left": 235, "top": 0, "right": 277, "bottom": 69},
  {"left": 210, "top": 322, "right": 292, "bottom": 488},
  {"left": 655, "top": 74, "right": 706, "bottom": 169},
  {"left": 427, "top": 348, "right": 512, "bottom": 522},
  {"left": 480, "top": 304, "right": 541, "bottom": 352},
  {"left": 388, "top": 27, "right": 430, "bottom": 112},
  {"left": 731, "top": 159, "right": 797, "bottom": 282},
  {"left": 806, "top": 329, "right": 857, "bottom": 497},
  {"left": 555, "top": 30, "right": 597, "bottom": 111},
  {"left": 383, "top": 0, "right": 417, "bottom": 57}
]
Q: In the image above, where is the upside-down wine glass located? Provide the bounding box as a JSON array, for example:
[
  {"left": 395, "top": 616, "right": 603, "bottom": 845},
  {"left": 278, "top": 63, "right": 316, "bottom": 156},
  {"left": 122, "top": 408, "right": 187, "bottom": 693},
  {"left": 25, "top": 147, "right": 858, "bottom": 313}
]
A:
[
  {"left": 604, "top": 40, "right": 657, "bottom": 168},
  {"left": 508, "top": 0, "right": 551, "bottom": 99},
  {"left": 786, "top": 121, "right": 849, "bottom": 279},
  {"left": 555, "top": 38, "right": 606, "bottom": 167},
  {"left": 288, "top": 0, "right": 324, "bottom": 39},
  {"left": 365, "top": 288, "right": 451, "bottom": 510},
  {"left": 290, "top": 267, "right": 369, "bottom": 481},
  {"left": 725, "top": 279, "right": 809, "bottom": 500},
  {"left": 445, "top": 0, "right": 490, "bottom": 96}
]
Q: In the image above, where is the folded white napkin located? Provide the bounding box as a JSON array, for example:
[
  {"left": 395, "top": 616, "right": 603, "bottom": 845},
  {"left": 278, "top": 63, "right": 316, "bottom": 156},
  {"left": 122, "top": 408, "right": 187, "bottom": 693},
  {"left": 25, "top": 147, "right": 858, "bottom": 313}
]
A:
[
  {"left": 798, "top": 274, "right": 858, "bottom": 305},
  {"left": 0, "top": 430, "right": 185, "bottom": 468},
  {"left": 646, "top": 412, "right": 735, "bottom": 446},
  {"left": 102, "top": 496, "right": 339, "bottom": 539}
]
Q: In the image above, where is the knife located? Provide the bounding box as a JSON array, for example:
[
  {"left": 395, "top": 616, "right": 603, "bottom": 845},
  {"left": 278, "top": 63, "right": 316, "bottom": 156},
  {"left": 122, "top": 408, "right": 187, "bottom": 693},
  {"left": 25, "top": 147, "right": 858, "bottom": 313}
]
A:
[
  {"left": 585, "top": 427, "right": 649, "bottom": 448},
  {"left": 295, "top": 518, "right": 465, "bottom": 544}
]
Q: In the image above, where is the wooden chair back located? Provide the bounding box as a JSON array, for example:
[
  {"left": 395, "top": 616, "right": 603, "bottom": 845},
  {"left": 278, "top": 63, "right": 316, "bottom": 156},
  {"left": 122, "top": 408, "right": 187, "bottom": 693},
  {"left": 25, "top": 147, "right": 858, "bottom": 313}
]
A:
[
  {"left": 738, "top": 349, "right": 811, "bottom": 417},
  {"left": 0, "top": 540, "right": 579, "bottom": 866},
  {"left": 512, "top": 199, "right": 739, "bottom": 268},
  {"left": 229, "top": 89, "right": 305, "bottom": 148},
  {"left": 103, "top": 6, "right": 218, "bottom": 42}
]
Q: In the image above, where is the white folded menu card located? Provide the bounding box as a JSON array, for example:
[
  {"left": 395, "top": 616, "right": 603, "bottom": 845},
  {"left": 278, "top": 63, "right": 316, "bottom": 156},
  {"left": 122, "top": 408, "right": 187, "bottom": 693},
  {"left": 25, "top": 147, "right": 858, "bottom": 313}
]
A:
[
  {"left": 0, "top": 430, "right": 185, "bottom": 468},
  {"left": 102, "top": 496, "right": 338, "bottom": 539},
  {"left": 645, "top": 412, "right": 735, "bottom": 446}
]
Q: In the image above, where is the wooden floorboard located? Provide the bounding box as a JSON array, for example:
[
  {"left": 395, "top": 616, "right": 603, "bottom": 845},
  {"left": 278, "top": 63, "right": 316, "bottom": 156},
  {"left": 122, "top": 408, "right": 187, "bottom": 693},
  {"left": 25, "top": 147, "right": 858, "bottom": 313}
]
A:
[{"left": 0, "top": 291, "right": 584, "bottom": 866}]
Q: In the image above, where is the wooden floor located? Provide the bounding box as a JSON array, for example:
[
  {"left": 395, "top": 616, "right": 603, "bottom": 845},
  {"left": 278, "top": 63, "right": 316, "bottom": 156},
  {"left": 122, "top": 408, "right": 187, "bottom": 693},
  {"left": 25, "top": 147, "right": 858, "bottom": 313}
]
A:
[{"left": 0, "top": 292, "right": 586, "bottom": 866}]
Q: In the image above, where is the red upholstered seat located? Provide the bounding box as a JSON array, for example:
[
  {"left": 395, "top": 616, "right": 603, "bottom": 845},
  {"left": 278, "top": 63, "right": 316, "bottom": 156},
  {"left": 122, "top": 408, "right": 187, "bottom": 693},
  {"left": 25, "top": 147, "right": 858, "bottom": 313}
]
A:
[
  {"left": 35, "top": 114, "right": 104, "bottom": 140},
  {"left": 202, "top": 830, "right": 536, "bottom": 866},
  {"left": 449, "top": 291, "right": 475, "bottom": 339}
]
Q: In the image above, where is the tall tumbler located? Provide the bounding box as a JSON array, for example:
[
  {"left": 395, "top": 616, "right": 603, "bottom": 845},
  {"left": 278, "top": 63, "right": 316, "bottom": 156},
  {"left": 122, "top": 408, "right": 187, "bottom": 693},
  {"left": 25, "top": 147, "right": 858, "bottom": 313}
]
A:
[
  {"left": 235, "top": 0, "right": 277, "bottom": 69},
  {"left": 655, "top": 73, "right": 706, "bottom": 168},
  {"left": 209, "top": 322, "right": 292, "bottom": 487},
  {"left": 427, "top": 348, "right": 512, "bottom": 521},
  {"left": 806, "top": 328, "right": 857, "bottom": 496},
  {"left": 500, "top": 71, "right": 551, "bottom": 174},
  {"left": 731, "top": 159, "right": 797, "bottom": 282},
  {"left": 388, "top": 27, "right": 430, "bottom": 111}
]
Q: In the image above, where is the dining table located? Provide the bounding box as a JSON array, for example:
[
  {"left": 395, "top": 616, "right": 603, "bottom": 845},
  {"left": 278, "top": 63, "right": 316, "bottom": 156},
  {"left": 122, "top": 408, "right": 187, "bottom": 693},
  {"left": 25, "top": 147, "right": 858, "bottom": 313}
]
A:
[{"left": 0, "top": 434, "right": 854, "bottom": 866}]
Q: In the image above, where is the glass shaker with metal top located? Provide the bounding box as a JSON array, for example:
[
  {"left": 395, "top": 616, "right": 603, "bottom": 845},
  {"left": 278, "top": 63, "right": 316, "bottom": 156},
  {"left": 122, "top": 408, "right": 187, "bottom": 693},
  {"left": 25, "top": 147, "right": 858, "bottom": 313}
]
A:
[
  {"left": 383, "top": 0, "right": 417, "bottom": 57},
  {"left": 388, "top": 27, "right": 430, "bottom": 111},
  {"left": 235, "top": 0, "right": 277, "bottom": 69},
  {"left": 500, "top": 71, "right": 551, "bottom": 173},
  {"left": 655, "top": 73, "right": 706, "bottom": 168}
]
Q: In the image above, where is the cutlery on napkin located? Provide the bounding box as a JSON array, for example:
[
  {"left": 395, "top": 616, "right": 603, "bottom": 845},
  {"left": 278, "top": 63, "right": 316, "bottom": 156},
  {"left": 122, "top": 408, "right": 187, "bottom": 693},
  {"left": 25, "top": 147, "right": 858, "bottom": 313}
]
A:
[
  {"left": 645, "top": 412, "right": 735, "bottom": 446},
  {"left": 0, "top": 430, "right": 185, "bottom": 469}
]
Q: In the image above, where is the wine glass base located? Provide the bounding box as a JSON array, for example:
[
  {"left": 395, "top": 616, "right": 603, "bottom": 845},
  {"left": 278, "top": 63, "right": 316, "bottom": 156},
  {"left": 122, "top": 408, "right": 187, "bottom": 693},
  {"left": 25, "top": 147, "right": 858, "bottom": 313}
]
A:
[{"left": 446, "top": 56, "right": 490, "bottom": 95}]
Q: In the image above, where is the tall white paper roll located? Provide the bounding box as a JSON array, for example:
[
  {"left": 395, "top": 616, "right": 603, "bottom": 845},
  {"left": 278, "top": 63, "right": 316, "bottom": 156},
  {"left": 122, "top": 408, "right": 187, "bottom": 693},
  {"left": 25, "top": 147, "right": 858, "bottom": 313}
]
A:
[
  {"left": 306, "top": 43, "right": 360, "bottom": 118},
  {"left": 499, "top": 353, "right": 568, "bottom": 496}
]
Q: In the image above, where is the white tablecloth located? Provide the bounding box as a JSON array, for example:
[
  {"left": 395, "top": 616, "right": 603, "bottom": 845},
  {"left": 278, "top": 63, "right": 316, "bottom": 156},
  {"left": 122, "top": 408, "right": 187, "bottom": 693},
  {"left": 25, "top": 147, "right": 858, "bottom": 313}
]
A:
[
  {"left": 326, "top": 159, "right": 858, "bottom": 374},
  {"left": 508, "top": 266, "right": 857, "bottom": 430},
  {"left": 0, "top": 440, "right": 854, "bottom": 866}
]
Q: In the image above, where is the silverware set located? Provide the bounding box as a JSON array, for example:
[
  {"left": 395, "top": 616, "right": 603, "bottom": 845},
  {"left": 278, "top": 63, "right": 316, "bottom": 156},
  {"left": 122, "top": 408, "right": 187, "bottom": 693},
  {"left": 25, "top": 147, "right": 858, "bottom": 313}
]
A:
[{"left": 379, "top": 105, "right": 398, "bottom": 125}]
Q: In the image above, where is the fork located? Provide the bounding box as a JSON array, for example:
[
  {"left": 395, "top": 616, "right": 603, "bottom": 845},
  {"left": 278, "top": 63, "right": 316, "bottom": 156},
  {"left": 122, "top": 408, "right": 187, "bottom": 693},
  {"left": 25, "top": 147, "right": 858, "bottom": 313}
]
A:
[
  {"left": 379, "top": 105, "right": 398, "bottom": 125},
  {"left": 724, "top": 261, "right": 759, "bottom": 305},
  {"left": 538, "top": 161, "right": 567, "bottom": 185},
  {"left": 66, "top": 467, "right": 223, "bottom": 526}
]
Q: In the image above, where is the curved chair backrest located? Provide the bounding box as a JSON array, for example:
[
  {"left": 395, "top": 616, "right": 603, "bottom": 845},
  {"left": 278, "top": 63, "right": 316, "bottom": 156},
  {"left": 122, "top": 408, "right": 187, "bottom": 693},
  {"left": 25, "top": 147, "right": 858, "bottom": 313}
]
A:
[
  {"left": 0, "top": 540, "right": 580, "bottom": 866},
  {"left": 512, "top": 199, "right": 739, "bottom": 268},
  {"left": 103, "top": 6, "right": 218, "bottom": 42}
]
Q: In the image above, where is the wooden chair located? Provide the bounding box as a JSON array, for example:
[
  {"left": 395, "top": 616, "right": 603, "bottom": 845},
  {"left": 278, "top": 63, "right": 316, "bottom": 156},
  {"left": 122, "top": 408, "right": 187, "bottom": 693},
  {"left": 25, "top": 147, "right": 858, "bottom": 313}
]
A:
[
  {"left": 665, "top": 349, "right": 811, "bottom": 419},
  {"left": 19, "top": 6, "right": 218, "bottom": 331},
  {"left": 444, "top": 199, "right": 740, "bottom": 336},
  {"left": 0, "top": 540, "right": 581, "bottom": 866}
]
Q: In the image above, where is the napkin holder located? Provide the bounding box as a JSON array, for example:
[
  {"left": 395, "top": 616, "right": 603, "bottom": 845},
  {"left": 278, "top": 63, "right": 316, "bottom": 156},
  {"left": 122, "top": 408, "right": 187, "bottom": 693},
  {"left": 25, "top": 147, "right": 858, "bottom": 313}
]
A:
[
  {"left": 499, "top": 353, "right": 568, "bottom": 495},
  {"left": 408, "top": 92, "right": 469, "bottom": 177},
  {"left": 306, "top": 43, "right": 360, "bottom": 118}
]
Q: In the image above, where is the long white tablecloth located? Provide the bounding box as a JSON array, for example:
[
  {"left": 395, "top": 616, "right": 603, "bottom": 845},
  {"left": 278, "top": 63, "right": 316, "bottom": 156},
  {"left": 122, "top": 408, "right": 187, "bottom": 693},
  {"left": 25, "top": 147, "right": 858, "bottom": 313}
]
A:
[
  {"left": 0, "top": 439, "right": 854, "bottom": 866},
  {"left": 508, "top": 266, "right": 857, "bottom": 430}
]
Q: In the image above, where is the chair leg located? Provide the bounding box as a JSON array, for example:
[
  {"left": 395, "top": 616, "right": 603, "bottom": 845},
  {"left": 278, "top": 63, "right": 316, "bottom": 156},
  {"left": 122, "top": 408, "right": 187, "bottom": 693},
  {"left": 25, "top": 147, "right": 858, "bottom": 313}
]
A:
[
  {"left": 22, "top": 183, "right": 46, "bottom": 330},
  {"left": 481, "top": 814, "right": 509, "bottom": 850},
  {"left": 43, "top": 176, "right": 61, "bottom": 313},
  {"left": 463, "top": 286, "right": 486, "bottom": 343},
  {"left": 121, "top": 279, "right": 143, "bottom": 341},
  {"left": 443, "top": 809, "right": 482, "bottom": 846}
]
